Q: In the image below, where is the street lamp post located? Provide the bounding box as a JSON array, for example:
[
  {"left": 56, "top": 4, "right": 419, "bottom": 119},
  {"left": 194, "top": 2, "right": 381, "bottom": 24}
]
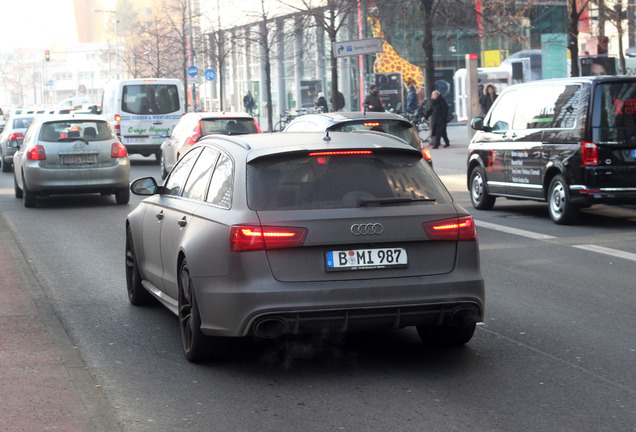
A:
[{"left": 94, "top": 9, "right": 119, "bottom": 79}]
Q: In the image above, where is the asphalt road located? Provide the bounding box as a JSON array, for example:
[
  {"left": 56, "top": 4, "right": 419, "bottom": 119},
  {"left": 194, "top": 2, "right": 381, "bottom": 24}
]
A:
[{"left": 1, "top": 126, "right": 634, "bottom": 431}]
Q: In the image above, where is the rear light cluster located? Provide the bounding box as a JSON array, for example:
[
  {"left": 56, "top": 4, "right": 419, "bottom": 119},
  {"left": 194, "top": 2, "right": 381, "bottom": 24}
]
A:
[
  {"left": 580, "top": 141, "right": 598, "bottom": 166},
  {"left": 230, "top": 225, "right": 308, "bottom": 252},
  {"left": 111, "top": 142, "right": 128, "bottom": 158},
  {"left": 421, "top": 148, "right": 432, "bottom": 163},
  {"left": 26, "top": 145, "right": 46, "bottom": 160},
  {"left": 423, "top": 216, "right": 477, "bottom": 241},
  {"left": 113, "top": 114, "right": 121, "bottom": 137},
  {"left": 7, "top": 132, "right": 24, "bottom": 143},
  {"left": 185, "top": 122, "right": 202, "bottom": 147}
]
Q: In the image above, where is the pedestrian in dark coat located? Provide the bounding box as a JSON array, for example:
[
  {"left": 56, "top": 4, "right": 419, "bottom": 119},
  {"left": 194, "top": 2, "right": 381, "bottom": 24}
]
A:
[
  {"left": 364, "top": 84, "right": 384, "bottom": 112},
  {"left": 423, "top": 90, "right": 450, "bottom": 149},
  {"left": 479, "top": 83, "right": 498, "bottom": 116},
  {"left": 406, "top": 84, "right": 418, "bottom": 112},
  {"left": 315, "top": 92, "right": 329, "bottom": 113}
]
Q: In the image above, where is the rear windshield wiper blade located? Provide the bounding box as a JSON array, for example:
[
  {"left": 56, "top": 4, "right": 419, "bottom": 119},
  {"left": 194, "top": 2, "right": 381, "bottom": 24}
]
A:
[{"left": 358, "top": 197, "right": 436, "bottom": 207}]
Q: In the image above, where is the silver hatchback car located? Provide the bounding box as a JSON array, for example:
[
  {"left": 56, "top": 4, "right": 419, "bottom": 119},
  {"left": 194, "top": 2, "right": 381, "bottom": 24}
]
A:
[
  {"left": 13, "top": 114, "right": 130, "bottom": 207},
  {"left": 126, "top": 131, "right": 484, "bottom": 362}
]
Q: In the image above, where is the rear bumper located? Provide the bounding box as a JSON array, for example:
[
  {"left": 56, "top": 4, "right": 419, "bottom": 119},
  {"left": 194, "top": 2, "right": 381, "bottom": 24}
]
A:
[
  {"left": 194, "top": 272, "right": 485, "bottom": 338},
  {"left": 24, "top": 161, "right": 130, "bottom": 193},
  {"left": 570, "top": 185, "right": 636, "bottom": 205}
]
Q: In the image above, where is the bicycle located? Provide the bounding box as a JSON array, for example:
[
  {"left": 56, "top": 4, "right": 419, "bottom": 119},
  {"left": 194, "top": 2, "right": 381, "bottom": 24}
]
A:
[
  {"left": 274, "top": 109, "right": 298, "bottom": 132},
  {"left": 404, "top": 111, "right": 430, "bottom": 141}
]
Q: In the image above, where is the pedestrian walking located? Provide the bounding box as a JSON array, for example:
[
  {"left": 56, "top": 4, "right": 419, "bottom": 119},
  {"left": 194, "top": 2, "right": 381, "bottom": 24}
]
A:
[
  {"left": 406, "top": 84, "right": 418, "bottom": 113},
  {"left": 364, "top": 84, "right": 384, "bottom": 112},
  {"left": 315, "top": 92, "right": 329, "bottom": 113},
  {"left": 243, "top": 91, "right": 255, "bottom": 115},
  {"left": 423, "top": 90, "right": 450, "bottom": 149},
  {"left": 479, "top": 83, "right": 498, "bottom": 116}
]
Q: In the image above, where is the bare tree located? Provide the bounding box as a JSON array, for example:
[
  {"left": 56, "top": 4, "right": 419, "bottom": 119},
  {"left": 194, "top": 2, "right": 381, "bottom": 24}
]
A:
[
  {"left": 568, "top": 0, "right": 592, "bottom": 78},
  {"left": 281, "top": 0, "right": 358, "bottom": 111},
  {"left": 601, "top": 0, "right": 628, "bottom": 74}
]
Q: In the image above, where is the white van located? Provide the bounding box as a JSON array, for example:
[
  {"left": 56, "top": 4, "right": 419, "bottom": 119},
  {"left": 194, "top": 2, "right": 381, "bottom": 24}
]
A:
[{"left": 100, "top": 78, "right": 185, "bottom": 158}]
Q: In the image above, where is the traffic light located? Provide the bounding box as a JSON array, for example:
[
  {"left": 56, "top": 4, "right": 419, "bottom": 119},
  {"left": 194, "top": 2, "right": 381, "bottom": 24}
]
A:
[{"left": 45, "top": 50, "right": 50, "bottom": 61}]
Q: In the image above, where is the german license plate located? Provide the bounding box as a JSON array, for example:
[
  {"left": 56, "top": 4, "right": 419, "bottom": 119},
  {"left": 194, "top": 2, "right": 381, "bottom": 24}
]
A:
[
  {"left": 125, "top": 137, "right": 145, "bottom": 144},
  {"left": 325, "top": 248, "right": 407, "bottom": 271},
  {"left": 63, "top": 154, "right": 96, "bottom": 164}
]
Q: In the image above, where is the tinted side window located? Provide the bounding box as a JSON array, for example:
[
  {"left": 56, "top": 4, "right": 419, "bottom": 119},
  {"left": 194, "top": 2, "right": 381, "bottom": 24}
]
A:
[
  {"left": 182, "top": 148, "right": 219, "bottom": 201},
  {"left": 164, "top": 148, "right": 202, "bottom": 196},
  {"left": 206, "top": 153, "right": 233, "bottom": 208},
  {"left": 513, "top": 85, "right": 582, "bottom": 130},
  {"left": 486, "top": 91, "right": 517, "bottom": 131}
]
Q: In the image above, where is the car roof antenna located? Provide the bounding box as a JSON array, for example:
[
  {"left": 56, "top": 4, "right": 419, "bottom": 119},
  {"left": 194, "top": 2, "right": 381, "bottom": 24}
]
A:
[{"left": 323, "top": 130, "right": 331, "bottom": 141}]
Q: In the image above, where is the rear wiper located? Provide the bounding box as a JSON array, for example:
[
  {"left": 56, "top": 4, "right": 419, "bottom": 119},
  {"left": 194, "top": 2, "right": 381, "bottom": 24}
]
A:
[{"left": 358, "top": 197, "right": 436, "bottom": 206}]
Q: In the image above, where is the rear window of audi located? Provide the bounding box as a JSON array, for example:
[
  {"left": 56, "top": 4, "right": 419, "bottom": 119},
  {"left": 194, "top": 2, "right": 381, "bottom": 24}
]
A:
[
  {"left": 247, "top": 151, "right": 450, "bottom": 211},
  {"left": 328, "top": 120, "right": 422, "bottom": 150}
]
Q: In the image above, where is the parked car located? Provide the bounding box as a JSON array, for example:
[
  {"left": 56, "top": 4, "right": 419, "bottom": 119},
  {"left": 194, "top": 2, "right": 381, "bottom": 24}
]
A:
[
  {"left": 159, "top": 112, "right": 261, "bottom": 179},
  {"left": 468, "top": 76, "right": 636, "bottom": 224},
  {"left": 0, "top": 114, "right": 36, "bottom": 172},
  {"left": 126, "top": 131, "right": 484, "bottom": 362},
  {"left": 283, "top": 111, "right": 433, "bottom": 167},
  {"left": 12, "top": 114, "right": 130, "bottom": 207}
]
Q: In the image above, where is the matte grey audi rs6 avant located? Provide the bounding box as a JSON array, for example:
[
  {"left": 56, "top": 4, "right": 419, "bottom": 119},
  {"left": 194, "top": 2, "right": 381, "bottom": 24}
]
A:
[{"left": 125, "top": 131, "right": 485, "bottom": 362}]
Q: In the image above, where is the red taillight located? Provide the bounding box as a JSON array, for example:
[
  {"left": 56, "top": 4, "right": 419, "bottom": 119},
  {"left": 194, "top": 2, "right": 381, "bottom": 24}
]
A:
[
  {"left": 422, "top": 148, "right": 432, "bottom": 162},
  {"left": 308, "top": 150, "right": 373, "bottom": 157},
  {"left": 229, "top": 225, "right": 308, "bottom": 252},
  {"left": 26, "top": 145, "right": 46, "bottom": 160},
  {"left": 363, "top": 122, "right": 381, "bottom": 127},
  {"left": 8, "top": 132, "right": 24, "bottom": 142},
  {"left": 580, "top": 141, "right": 598, "bottom": 166},
  {"left": 423, "top": 216, "right": 477, "bottom": 241},
  {"left": 111, "top": 142, "right": 128, "bottom": 158},
  {"left": 114, "top": 114, "right": 121, "bottom": 136}
]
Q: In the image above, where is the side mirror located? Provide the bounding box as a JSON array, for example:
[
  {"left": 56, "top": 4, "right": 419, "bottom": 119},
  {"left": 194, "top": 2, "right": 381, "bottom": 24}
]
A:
[
  {"left": 471, "top": 117, "right": 491, "bottom": 132},
  {"left": 130, "top": 177, "right": 159, "bottom": 196}
]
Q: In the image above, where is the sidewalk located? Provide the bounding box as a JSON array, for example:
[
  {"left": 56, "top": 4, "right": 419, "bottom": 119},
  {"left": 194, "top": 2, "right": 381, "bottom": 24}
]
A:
[{"left": 0, "top": 212, "right": 120, "bottom": 431}]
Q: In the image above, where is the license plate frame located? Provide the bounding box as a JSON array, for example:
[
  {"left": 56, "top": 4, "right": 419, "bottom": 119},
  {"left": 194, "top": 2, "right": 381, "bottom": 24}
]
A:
[
  {"left": 62, "top": 154, "right": 97, "bottom": 165},
  {"left": 325, "top": 248, "right": 408, "bottom": 272}
]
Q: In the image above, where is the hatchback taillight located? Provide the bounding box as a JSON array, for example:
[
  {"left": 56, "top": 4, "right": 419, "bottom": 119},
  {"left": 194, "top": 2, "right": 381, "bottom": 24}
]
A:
[
  {"left": 422, "top": 148, "right": 432, "bottom": 163},
  {"left": 26, "top": 145, "right": 46, "bottom": 160},
  {"left": 229, "top": 225, "right": 308, "bottom": 252},
  {"left": 111, "top": 142, "right": 128, "bottom": 158},
  {"left": 8, "top": 132, "right": 24, "bottom": 142},
  {"left": 580, "top": 141, "right": 598, "bottom": 166},
  {"left": 423, "top": 216, "right": 477, "bottom": 241}
]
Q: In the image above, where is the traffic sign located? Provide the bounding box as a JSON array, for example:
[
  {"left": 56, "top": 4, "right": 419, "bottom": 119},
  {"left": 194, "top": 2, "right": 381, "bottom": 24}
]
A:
[
  {"left": 333, "top": 38, "right": 383, "bottom": 58},
  {"left": 204, "top": 69, "right": 217, "bottom": 81},
  {"left": 78, "top": 84, "right": 86, "bottom": 94},
  {"left": 187, "top": 65, "right": 199, "bottom": 77}
]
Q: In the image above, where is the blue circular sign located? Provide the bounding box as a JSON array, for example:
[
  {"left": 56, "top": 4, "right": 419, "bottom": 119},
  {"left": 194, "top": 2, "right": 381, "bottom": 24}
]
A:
[
  {"left": 187, "top": 65, "right": 199, "bottom": 77},
  {"left": 204, "top": 69, "right": 217, "bottom": 81}
]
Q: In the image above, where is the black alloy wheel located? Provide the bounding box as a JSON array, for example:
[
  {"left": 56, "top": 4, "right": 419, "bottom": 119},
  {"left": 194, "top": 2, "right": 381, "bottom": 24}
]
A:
[{"left": 125, "top": 226, "right": 152, "bottom": 305}]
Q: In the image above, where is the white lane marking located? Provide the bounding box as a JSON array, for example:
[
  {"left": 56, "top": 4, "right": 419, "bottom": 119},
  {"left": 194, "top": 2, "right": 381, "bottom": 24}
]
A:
[
  {"left": 572, "top": 245, "right": 636, "bottom": 262},
  {"left": 475, "top": 220, "right": 557, "bottom": 240}
]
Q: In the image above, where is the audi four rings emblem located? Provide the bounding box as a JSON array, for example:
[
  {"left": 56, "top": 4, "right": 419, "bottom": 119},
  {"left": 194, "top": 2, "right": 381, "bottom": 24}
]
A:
[{"left": 350, "top": 223, "right": 383, "bottom": 235}]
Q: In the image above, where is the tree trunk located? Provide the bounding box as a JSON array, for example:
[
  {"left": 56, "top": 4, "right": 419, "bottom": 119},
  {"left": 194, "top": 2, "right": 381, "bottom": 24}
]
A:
[
  {"left": 568, "top": 0, "right": 580, "bottom": 78},
  {"left": 419, "top": 0, "right": 435, "bottom": 100}
]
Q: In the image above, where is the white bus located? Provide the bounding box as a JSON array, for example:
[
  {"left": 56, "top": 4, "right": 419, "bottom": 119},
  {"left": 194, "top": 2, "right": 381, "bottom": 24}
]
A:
[{"left": 100, "top": 78, "right": 185, "bottom": 159}]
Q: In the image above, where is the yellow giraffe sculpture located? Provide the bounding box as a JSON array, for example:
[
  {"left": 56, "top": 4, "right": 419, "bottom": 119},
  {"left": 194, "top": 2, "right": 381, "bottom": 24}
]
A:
[{"left": 367, "top": 7, "right": 424, "bottom": 89}]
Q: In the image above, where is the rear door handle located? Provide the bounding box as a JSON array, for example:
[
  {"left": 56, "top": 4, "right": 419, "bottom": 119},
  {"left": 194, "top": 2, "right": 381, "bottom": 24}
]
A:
[
  {"left": 177, "top": 216, "right": 187, "bottom": 227},
  {"left": 155, "top": 210, "right": 164, "bottom": 220}
]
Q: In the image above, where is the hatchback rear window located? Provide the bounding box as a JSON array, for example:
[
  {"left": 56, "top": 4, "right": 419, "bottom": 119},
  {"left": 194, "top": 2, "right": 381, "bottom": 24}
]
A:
[
  {"left": 12, "top": 117, "right": 34, "bottom": 129},
  {"left": 122, "top": 84, "right": 180, "bottom": 115},
  {"left": 39, "top": 120, "right": 115, "bottom": 142},
  {"left": 594, "top": 81, "right": 636, "bottom": 143},
  {"left": 328, "top": 120, "right": 422, "bottom": 150},
  {"left": 201, "top": 118, "right": 258, "bottom": 135},
  {"left": 247, "top": 151, "right": 450, "bottom": 210}
]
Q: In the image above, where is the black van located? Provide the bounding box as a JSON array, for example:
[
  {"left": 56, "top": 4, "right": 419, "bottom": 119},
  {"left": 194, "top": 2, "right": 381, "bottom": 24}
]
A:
[{"left": 467, "top": 76, "right": 636, "bottom": 224}]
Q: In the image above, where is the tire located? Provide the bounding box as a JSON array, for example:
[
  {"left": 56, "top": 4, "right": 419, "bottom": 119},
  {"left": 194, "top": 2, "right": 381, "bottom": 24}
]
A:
[
  {"left": 416, "top": 322, "right": 476, "bottom": 347},
  {"left": 178, "top": 259, "right": 211, "bottom": 362},
  {"left": 1, "top": 153, "right": 10, "bottom": 172},
  {"left": 22, "top": 176, "right": 37, "bottom": 208},
  {"left": 125, "top": 226, "right": 152, "bottom": 305},
  {"left": 115, "top": 187, "right": 130, "bottom": 205},
  {"left": 154, "top": 152, "right": 161, "bottom": 164},
  {"left": 547, "top": 174, "right": 579, "bottom": 225},
  {"left": 469, "top": 166, "right": 496, "bottom": 210},
  {"left": 14, "top": 174, "right": 23, "bottom": 198}
]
